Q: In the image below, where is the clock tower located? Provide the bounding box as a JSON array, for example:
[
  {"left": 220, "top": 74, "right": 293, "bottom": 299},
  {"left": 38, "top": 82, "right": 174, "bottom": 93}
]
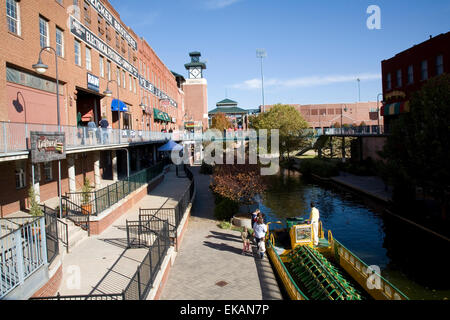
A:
[{"left": 182, "top": 52, "right": 209, "bottom": 130}]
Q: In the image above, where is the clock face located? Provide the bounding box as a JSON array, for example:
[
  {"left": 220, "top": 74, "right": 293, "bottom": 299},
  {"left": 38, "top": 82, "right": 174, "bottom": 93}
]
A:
[{"left": 190, "top": 68, "right": 201, "bottom": 79}]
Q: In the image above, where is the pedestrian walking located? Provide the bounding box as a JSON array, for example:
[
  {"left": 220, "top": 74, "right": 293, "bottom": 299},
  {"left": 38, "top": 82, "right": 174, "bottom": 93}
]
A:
[
  {"left": 241, "top": 227, "right": 251, "bottom": 255},
  {"left": 257, "top": 237, "right": 266, "bottom": 259},
  {"left": 99, "top": 115, "right": 109, "bottom": 144}
]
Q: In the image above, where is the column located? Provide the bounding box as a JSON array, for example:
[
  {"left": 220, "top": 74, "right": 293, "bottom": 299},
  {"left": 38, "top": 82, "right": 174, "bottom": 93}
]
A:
[
  {"left": 112, "top": 150, "right": 118, "bottom": 181},
  {"left": 94, "top": 151, "right": 101, "bottom": 189},
  {"left": 67, "top": 155, "right": 76, "bottom": 193}
]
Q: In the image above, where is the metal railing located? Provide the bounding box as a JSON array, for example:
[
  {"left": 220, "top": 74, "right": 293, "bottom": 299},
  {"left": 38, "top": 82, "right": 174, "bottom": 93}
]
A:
[
  {"left": 123, "top": 220, "right": 170, "bottom": 300},
  {"left": 41, "top": 205, "right": 68, "bottom": 254},
  {"left": 322, "top": 125, "right": 385, "bottom": 136},
  {"left": 62, "top": 197, "right": 90, "bottom": 236},
  {"left": 0, "top": 121, "right": 178, "bottom": 154},
  {"left": 30, "top": 292, "right": 125, "bottom": 300},
  {"left": 1, "top": 216, "right": 47, "bottom": 299},
  {"left": 66, "top": 162, "right": 164, "bottom": 217}
]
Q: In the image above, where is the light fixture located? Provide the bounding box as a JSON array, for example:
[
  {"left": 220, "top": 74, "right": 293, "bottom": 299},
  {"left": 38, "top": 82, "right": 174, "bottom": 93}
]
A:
[
  {"left": 103, "top": 88, "right": 112, "bottom": 97},
  {"left": 32, "top": 59, "right": 48, "bottom": 74}
]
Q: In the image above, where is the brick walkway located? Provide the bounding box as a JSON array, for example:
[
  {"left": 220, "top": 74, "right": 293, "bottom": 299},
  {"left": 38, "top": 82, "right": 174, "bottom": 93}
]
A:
[
  {"left": 160, "top": 167, "right": 283, "bottom": 300},
  {"left": 56, "top": 166, "right": 190, "bottom": 296}
]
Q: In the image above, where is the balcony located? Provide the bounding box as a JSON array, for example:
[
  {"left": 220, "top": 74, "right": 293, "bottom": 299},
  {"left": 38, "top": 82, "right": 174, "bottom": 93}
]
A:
[{"left": 0, "top": 121, "right": 179, "bottom": 159}]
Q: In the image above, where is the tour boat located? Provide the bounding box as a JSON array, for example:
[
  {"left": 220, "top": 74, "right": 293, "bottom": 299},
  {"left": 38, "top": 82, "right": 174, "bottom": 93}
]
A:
[{"left": 265, "top": 217, "right": 409, "bottom": 300}]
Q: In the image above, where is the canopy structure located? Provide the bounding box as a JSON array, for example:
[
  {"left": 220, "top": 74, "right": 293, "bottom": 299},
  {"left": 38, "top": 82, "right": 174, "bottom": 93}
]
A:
[
  {"left": 111, "top": 99, "right": 128, "bottom": 112},
  {"left": 158, "top": 140, "right": 183, "bottom": 152}
]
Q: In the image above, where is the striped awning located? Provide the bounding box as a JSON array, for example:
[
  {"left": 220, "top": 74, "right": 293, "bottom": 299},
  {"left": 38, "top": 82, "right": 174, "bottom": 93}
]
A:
[{"left": 381, "top": 101, "right": 410, "bottom": 116}]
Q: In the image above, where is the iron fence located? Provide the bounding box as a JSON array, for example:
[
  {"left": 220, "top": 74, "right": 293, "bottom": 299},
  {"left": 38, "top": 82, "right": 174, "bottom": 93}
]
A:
[
  {"left": 0, "top": 216, "right": 47, "bottom": 299},
  {"left": 30, "top": 292, "right": 125, "bottom": 300},
  {"left": 66, "top": 162, "right": 164, "bottom": 217},
  {"left": 62, "top": 197, "right": 90, "bottom": 236},
  {"left": 123, "top": 221, "right": 170, "bottom": 300}
]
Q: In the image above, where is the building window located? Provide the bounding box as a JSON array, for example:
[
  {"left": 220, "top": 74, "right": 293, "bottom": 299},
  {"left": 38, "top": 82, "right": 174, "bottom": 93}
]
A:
[
  {"left": 117, "top": 67, "right": 121, "bottom": 86},
  {"left": 6, "top": 0, "right": 20, "bottom": 35},
  {"left": 129, "top": 74, "right": 132, "bottom": 91},
  {"left": 407, "top": 65, "right": 414, "bottom": 84},
  {"left": 99, "top": 56, "right": 104, "bottom": 77},
  {"left": 83, "top": 1, "right": 91, "bottom": 26},
  {"left": 115, "top": 32, "right": 120, "bottom": 49},
  {"left": 122, "top": 70, "right": 126, "bottom": 89},
  {"left": 436, "top": 55, "right": 444, "bottom": 76},
  {"left": 56, "top": 0, "right": 63, "bottom": 5},
  {"left": 107, "top": 60, "right": 111, "bottom": 80},
  {"left": 396, "top": 69, "right": 402, "bottom": 87},
  {"left": 386, "top": 73, "right": 392, "bottom": 90},
  {"left": 133, "top": 77, "right": 137, "bottom": 94},
  {"left": 421, "top": 60, "right": 428, "bottom": 80},
  {"left": 39, "top": 16, "right": 49, "bottom": 48},
  {"left": 15, "top": 163, "right": 26, "bottom": 189},
  {"left": 86, "top": 47, "right": 92, "bottom": 71},
  {"left": 44, "top": 162, "right": 53, "bottom": 181},
  {"left": 74, "top": 39, "right": 81, "bottom": 66},
  {"left": 56, "top": 27, "right": 64, "bottom": 57}
]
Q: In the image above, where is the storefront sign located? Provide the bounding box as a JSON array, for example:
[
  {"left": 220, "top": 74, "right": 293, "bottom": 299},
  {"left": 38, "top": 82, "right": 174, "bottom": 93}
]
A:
[
  {"left": 70, "top": 16, "right": 177, "bottom": 108},
  {"left": 70, "top": 16, "right": 138, "bottom": 78},
  {"left": 30, "top": 132, "right": 66, "bottom": 164},
  {"left": 87, "top": 73, "right": 99, "bottom": 92},
  {"left": 86, "top": 0, "right": 137, "bottom": 51}
]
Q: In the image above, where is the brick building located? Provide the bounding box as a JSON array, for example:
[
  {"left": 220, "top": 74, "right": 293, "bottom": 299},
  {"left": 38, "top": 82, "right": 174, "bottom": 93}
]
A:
[
  {"left": 0, "top": 0, "right": 189, "bottom": 217},
  {"left": 260, "top": 102, "right": 382, "bottom": 131},
  {"left": 381, "top": 32, "right": 450, "bottom": 132}
]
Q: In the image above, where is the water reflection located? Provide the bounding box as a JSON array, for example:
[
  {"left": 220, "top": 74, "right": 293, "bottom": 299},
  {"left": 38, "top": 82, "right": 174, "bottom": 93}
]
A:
[{"left": 259, "top": 169, "right": 450, "bottom": 300}]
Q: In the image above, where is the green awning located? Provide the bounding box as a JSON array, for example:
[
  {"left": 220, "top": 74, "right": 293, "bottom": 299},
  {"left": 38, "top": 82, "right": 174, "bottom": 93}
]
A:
[{"left": 153, "top": 108, "right": 170, "bottom": 122}]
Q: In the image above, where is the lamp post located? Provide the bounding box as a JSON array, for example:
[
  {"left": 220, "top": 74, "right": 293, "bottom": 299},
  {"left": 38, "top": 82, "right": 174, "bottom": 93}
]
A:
[
  {"left": 256, "top": 49, "right": 266, "bottom": 113},
  {"left": 377, "top": 93, "right": 383, "bottom": 132},
  {"left": 139, "top": 96, "right": 151, "bottom": 131},
  {"left": 357, "top": 78, "right": 361, "bottom": 102},
  {"left": 103, "top": 77, "right": 120, "bottom": 142},
  {"left": 32, "top": 46, "right": 63, "bottom": 219},
  {"left": 340, "top": 105, "right": 348, "bottom": 163}
]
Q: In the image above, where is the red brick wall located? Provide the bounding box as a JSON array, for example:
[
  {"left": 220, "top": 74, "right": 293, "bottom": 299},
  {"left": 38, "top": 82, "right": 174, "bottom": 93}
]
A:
[{"left": 30, "top": 264, "right": 63, "bottom": 298}]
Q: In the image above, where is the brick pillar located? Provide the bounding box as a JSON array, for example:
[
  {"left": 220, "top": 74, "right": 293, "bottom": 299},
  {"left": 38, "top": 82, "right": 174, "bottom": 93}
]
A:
[
  {"left": 67, "top": 155, "right": 76, "bottom": 193},
  {"left": 94, "top": 151, "right": 101, "bottom": 189},
  {"left": 112, "top": 150, "right": 118, "bottom": 181}
]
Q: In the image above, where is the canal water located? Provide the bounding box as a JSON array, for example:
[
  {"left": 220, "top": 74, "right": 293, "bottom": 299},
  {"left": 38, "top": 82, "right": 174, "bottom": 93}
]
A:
[{"left": 258, "top": 169, "right": 450, "bottom": 300}]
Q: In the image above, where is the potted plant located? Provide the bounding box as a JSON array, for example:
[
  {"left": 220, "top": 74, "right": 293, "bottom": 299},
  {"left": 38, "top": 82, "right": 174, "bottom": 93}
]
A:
[
  {"left": 81, "top": 178, "right": 93, "bottom": 215},
  {"left": 28, "top": 186, "right": 43, "bottom": 239}
]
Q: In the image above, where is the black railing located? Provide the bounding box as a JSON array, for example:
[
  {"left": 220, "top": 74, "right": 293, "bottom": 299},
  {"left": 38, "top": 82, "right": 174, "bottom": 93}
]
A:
[
  {"left": 65, "top": 162, "right": 164, "bottom": 216},
  {"left": 30, "top": 292, "right": 125, "bottom": 300},
  {"left": 62, "top": 197, "right": 90, "bottom": 236},
  {"left": 41, "top": 205, "right": 69, "bottom": 254},
  {"left": 41, "top": 207, "right": 59, "bottom": 264},
  {"left": 123, "top": 220, "right": 170, "bottom": 300}
]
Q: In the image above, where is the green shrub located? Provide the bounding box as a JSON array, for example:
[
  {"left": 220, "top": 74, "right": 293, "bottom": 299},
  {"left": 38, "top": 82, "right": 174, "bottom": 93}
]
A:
[
  {"left": 214, "top": 198, "right": 239, "bottom": 221},
  {"left": 299, "top": 159, "right": 340, "bottom": 178}
]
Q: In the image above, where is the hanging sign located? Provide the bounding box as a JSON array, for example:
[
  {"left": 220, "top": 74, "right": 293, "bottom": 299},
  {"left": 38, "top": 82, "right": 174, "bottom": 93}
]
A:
[{"left": 30, "top": 132, "right": 66, "bottom": 164}]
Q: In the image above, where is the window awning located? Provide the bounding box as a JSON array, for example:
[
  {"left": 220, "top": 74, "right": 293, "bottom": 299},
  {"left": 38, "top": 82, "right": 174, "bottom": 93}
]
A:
[
  {"left": 381, "top": 101, "right": 410, "bottom": 116},
  {"left": 111, "top": 99, "right": 128, "bottom": 112},
  {"left": 153, "top": 108, "right": 170, "bottom": 122}
]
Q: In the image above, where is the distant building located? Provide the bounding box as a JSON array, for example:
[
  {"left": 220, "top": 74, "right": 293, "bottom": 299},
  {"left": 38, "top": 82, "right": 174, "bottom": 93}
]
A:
[
  {"left": 260, "top": 102, "right": 382, "bottom": 131},
  {"left": 208, "top": 99, "right": 249, "bottom": 129},
  {"left": 381, "top": 32, "right": 450, "bottom": 132},
  {"left": 182, "top": 52, "right": 209, "bottom": 131}
]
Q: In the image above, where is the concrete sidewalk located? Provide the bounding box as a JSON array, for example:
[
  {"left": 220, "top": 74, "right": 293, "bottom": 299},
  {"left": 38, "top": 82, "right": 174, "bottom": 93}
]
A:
[
  {"left": 160, "top": 167, "right": 283, "bottom": 300},
  {"left": 331, "top": 172, "right": 392, "bottom": 202},
  {"left": 56, "top": 166, "right": 190, "bottom": 296}
]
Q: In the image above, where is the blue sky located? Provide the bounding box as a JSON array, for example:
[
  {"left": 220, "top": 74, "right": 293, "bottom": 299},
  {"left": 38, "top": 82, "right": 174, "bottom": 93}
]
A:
[{"left": 109, "top": 0, "right": 450, "bottom": 111}]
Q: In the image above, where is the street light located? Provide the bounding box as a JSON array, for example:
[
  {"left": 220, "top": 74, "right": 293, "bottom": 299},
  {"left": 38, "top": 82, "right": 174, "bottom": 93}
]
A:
[
  {"left": 103, "top": 77, "right": 120, "bottom": 142},
  {"left": 256, "top": 49, "right": 266, "bottom": 113},
  {"left": 357, "top": 78, "right": 361, "bottom": 102},
  {"left": 140, "top": 96, "right": 151, "bottom": 131},
  {"left": 32, "top": 46, "right": 62, "bottom": 219}
]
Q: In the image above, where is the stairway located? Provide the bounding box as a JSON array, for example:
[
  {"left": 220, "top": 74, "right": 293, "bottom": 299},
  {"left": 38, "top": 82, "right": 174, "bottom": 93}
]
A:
[{"left": 58, "top": 218, "right": 89, "bottom": 256}]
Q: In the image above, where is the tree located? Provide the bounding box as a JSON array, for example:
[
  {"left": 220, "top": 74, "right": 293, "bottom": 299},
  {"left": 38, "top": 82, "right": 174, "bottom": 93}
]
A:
[
  {"left": 250, "top": 104, "right": 309, "bottom": 161},
  {"left": 28, "top": 186, "right": 43, "bottom": 217},
  {"left": 379, "top": 74, "right": 450, "bottom": 220},
  {"left": 211, "top": 112, "right": 232, "bottom": 132},
  {"left": 211, "top": 163, "right": 267, "bottom": 207}
]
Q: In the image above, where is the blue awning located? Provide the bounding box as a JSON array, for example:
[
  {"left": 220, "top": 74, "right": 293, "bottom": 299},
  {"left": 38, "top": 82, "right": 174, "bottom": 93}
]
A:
[
  {"left": 111, "top": 99, "right": 128, "bottom": 112},
  {"left": 158, "top": 140, "right": 183, "bottom": 152}
]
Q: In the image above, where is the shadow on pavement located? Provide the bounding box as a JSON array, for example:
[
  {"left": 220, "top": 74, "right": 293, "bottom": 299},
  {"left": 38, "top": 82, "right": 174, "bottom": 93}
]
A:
[{"left": 202, "top": 241, "right": 242, "bottom": 255}]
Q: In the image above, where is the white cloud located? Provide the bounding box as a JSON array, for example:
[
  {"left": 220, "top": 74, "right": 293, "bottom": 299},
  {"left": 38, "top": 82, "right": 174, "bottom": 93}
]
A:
[
  {"left": 231, "top": 73, "right": 381, "bottom": 90},
  {"left": 204, "top": 0, "right": 243, "bottom": 9}
]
